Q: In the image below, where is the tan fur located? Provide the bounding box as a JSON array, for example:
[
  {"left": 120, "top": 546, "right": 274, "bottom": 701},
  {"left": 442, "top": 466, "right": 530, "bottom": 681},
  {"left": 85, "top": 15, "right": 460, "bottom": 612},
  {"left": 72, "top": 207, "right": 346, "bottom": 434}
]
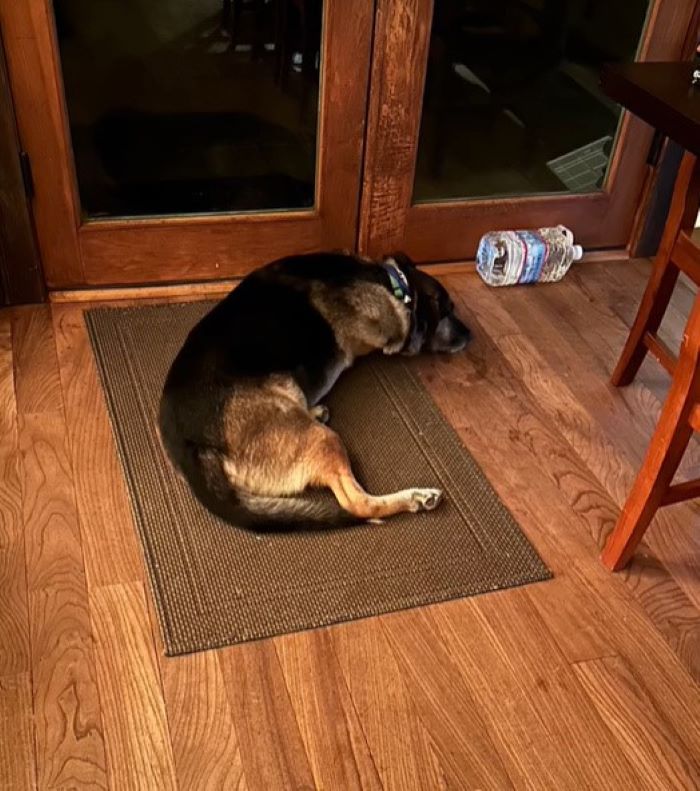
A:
[{"left": 309, "top": 281, "right": 410, "bottom": 360}]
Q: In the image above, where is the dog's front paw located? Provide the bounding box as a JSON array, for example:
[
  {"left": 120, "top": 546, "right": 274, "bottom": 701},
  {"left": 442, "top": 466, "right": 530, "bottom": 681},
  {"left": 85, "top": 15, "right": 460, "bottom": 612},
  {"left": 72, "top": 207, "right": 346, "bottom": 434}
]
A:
[
  {"left": 311, "top": 405, "right": 330, "bottom": 423},
  {"left": 410, "top": 488, "right": 443, "bottom": 511}
]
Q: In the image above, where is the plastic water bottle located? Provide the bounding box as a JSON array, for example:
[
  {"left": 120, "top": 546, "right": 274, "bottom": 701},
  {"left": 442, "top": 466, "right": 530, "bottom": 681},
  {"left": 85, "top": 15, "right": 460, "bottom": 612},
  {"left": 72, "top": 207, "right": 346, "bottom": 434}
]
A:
[{"left": 476, "top": 225, "right": 583, "bottom": 287}]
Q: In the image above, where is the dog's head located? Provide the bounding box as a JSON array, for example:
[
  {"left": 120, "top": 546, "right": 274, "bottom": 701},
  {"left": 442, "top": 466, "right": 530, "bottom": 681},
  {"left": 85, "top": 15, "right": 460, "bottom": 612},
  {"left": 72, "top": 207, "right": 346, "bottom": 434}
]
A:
[{"left": 384, "top": 253, "right": 472, "bottom": 355}]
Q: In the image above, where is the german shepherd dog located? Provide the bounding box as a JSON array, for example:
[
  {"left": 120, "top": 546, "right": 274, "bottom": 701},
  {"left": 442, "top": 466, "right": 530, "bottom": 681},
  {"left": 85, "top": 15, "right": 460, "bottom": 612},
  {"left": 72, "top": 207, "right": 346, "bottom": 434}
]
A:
[{"left": 159, "top": 252, "right": 471, "bottom": 529}]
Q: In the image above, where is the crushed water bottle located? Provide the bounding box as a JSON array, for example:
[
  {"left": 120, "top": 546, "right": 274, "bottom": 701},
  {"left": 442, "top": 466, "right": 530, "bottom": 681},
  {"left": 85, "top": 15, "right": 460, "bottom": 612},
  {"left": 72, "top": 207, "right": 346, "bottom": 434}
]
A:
[{"left": 476, "top": 225, "right": 583, "bottom": 287}]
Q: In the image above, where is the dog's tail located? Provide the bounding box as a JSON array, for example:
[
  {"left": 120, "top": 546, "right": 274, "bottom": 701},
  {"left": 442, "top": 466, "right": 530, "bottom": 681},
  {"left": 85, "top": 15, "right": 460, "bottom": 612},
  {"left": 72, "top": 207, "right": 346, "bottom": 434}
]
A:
[{"left": 171, "top": 441, "right": 360, "bottom": 531}]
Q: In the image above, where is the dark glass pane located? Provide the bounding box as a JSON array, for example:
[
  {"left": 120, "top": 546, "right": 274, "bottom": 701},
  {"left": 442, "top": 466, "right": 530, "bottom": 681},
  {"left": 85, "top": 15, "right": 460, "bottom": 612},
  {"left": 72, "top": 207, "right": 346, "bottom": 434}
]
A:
[
  {"left": 414, "top": 0, "right": 651, "bottom": 203},
  {"left": 53, "top": 0, "right": 322, "bottom": 218}
]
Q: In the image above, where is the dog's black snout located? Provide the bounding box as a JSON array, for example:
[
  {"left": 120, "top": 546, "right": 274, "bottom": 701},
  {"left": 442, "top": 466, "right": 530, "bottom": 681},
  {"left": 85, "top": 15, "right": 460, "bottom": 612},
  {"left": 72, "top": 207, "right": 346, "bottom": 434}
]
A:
[{"left": 430, "top": 315, "right": 472, "bottom": 353}]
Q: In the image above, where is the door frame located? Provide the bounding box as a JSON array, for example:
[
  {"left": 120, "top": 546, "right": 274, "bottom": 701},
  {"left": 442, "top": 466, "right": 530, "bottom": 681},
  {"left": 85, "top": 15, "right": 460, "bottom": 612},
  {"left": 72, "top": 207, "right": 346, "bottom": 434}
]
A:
[
  {"left": 0, "top": 0, "right": 374, "bottom": 288},
  {"left": 0, "top": 26, "right": 44, "bottom": 305},
  {"left": 358, "top": 0, "right": 700, "bottom": 262}
]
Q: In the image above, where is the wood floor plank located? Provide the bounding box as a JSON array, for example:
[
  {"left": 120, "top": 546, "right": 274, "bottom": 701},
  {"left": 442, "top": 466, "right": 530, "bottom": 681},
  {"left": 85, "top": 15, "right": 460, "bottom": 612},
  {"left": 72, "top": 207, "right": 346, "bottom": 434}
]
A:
[
  {"left": 19, "top": 412, "right": 108, "bottom": 790},
  {"left": 0, "top": 673, "right": 36, "bottom": 790},
  {"left": 0, "top": 315, "right": 29, "bottom": 676},
  {"left": 332, "top": 618, "right": 449, "bottom": 791},
  {"left": 380, "top": 607, "right": 557, "bottom": 790},
  {"left": 0, "top": 315, "right": 35, "bottom": 789},
  {"left": 90, "top": 582, "right": 177, "bottom": 791},
  {"left": 218, "top": 641, "right": 316, "bottom": 791},
  {"left": 133, "top": 567, "right": 249, "bottom": 791},
  {"left": 574, "top": 654, "right": 700, "bottom": 789},
  {"left": 11, "top": 306, "right": 63, "bottom": 416},
  {"left": 162, "top": 651, "right": 248, "bottom": 791},
  {"left": 529, "top": 570, "right": 700, "bottom": 766},
  {"left": 622, "top": 552, "right": 700, "bottom": 685},
  {"left": 51, "top": 304, "right": 143, "bottom": 588},
  {"left": 436, "top": 590, "right": 646, "bottom": 790},
  {"left": 275, "top": 629, "right": 382, "bottom": 791}
]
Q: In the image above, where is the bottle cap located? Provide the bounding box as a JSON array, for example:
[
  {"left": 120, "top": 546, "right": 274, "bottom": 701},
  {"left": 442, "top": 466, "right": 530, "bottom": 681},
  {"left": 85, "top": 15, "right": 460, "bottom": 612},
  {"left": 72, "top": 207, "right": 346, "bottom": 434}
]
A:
[{"left": 571, "top": 245, "right": 583, "bottom": 261}]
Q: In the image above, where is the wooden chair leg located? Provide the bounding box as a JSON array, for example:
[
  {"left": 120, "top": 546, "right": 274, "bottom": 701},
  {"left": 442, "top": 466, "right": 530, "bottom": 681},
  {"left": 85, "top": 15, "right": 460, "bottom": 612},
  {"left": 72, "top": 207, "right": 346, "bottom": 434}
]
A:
[
  {"left": 602, "top": 294, "right": 700, "bottom": 571},
  {"left": 611, "top": 257, "right": 679, "bottom": 386},
  {"left": 612, "top": 152, "right": 700, "bottom": 387}
]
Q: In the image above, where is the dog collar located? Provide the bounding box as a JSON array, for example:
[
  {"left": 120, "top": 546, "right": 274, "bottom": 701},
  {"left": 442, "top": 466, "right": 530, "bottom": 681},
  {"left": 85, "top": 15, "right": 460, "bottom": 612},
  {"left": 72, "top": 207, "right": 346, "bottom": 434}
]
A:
[{"left": 381, "top": 261, "right": 412, "bottom": 305}]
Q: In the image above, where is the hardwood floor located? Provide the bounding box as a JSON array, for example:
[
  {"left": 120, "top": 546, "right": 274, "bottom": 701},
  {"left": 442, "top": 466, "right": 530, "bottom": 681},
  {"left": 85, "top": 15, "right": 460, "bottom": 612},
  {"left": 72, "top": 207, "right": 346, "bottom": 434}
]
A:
[{"left": 2, "top": 258, "right": 700, "bottom": 790}]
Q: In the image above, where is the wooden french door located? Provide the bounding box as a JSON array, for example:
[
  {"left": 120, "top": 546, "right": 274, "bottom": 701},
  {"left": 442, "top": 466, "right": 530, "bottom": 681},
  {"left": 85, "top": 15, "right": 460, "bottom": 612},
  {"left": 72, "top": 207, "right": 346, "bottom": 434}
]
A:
[
  {"left": 0, "top": 1, "right": 373, "bottom": 288},
  {"left": 359, "top": 0, "right": 700, "bottom": 263},
  {"left": 2, "top": 1, "right": 698, "bottom": 289}
]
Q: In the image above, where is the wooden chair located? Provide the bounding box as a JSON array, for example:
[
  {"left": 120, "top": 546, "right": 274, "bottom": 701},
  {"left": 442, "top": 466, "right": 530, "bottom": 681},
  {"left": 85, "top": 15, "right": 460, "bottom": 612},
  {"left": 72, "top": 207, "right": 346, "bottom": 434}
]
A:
[{"left": 601, "top": 150, "right": 700, "bottom": 570}]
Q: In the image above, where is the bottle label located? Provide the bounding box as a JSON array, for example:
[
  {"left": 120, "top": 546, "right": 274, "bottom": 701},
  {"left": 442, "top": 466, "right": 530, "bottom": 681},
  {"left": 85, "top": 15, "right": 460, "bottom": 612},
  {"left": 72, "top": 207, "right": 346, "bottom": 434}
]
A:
[{"left": 517, "top": 231, "right": 547, "bottom": 284}]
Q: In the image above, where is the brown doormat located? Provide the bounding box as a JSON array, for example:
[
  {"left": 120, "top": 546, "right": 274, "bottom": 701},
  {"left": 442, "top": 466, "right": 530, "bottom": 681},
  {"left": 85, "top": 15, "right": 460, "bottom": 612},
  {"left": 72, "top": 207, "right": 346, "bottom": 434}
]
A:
[{"left": 86, "top": 302, "right": 550, "bottom": 656}]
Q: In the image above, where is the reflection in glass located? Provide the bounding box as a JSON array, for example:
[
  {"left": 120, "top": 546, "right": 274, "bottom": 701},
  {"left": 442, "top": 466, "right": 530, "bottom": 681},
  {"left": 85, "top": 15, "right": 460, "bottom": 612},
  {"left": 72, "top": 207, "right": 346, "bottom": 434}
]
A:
[
  {"left": 53, "top": 0, "right": 323, "bottom": 218},
  {"left": 414, "top": 0, "right": 651, "bottom": 203}
]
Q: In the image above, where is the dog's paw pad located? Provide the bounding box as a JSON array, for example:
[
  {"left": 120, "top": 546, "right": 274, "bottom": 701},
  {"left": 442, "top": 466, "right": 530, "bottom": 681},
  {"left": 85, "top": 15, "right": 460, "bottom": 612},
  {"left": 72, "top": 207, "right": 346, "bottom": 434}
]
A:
[
  {"left": 311, "top": 405, "right": 330, "bottom": 423},
  {"left": 411, "top": 488, "right": 443, "bottom": 511}
]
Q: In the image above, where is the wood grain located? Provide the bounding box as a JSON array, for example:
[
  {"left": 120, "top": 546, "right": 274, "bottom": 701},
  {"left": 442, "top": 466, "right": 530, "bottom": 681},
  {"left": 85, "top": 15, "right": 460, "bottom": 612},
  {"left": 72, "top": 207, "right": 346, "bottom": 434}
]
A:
[
  {"left": 218, "top": 641, "right": 316, "bottom": 791},
  {"left": 358, "top": 0, "right": 433, "bottom": 256},
  {"left": 89, "top": 581, "right": 177, "bottom": 790},
  {"left": 574, "top": 654, "right": 700, "bottom": 789},
  {"left": 275, "top": 629, "right": 382, "bottom": 791},
  {"left": 78, "top": 216, "right": 322, "bottom": 287},
  {"left": 161, "top": 651, "right": 248, "bottom": 791},
  {"left": 317, "top": 0, "right": 374, "bottom": 249},
  {"left": 51, "top": 304, "right": 144, "bottom": 587},
  {"left": 530, "top": 568, "right": 700, "bottom": 770},
  {"left": 332, "top": 618, "right": 447, "bottom": 791},
  {"left": 440, "top": 591, "right": 646, "bottom": 789},
  {"left": 11, "top": 306, "right": 62, "bottom": 415},
  {"left": 19, "top": 412, "right": 107, "bottom": 789},
  {"left": 379, "top": 608, "right": 525, "bottom": 789},
  {"left": 622, "top": 553, "right": 700, "bottom": 684},
  {"left": 427, "top": 594, "right": 614, "bottom": 789},
  {"left": 0, "top": 315, "right": 35, "bottom": 790},
  {"left": 412, "top": 601, "right": 586, "bottom": 790},
  {"left": 0, "top": 673, "right": 36, "bottom": 790},
  {"left": 0, "top": 315, "right": 29, "bottom": 676}
]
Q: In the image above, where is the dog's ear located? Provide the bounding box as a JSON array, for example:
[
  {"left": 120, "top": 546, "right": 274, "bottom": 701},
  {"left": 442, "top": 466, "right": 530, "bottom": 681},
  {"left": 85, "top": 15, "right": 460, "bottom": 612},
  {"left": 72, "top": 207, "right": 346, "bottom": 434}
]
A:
[{"left": 384, "top": 251, "right": 416, "bottom": 272}]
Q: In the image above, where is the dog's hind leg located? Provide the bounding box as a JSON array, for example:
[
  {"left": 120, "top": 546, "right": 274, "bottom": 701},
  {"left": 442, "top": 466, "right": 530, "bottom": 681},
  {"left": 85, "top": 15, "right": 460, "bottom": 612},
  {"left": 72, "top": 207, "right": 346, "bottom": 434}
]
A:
[{"left": 309, "top": 427, "right": 443, "bottom": 519}]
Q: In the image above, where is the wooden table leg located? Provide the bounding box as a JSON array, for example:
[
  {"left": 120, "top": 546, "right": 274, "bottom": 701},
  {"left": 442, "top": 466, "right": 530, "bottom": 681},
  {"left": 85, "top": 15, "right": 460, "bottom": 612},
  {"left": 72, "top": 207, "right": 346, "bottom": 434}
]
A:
[
  {"left": 612, "top": 152, "right": 700, "bottom": 387},
  {"left": 602, "top": 292, "right": 700, "bottom": 571}
]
